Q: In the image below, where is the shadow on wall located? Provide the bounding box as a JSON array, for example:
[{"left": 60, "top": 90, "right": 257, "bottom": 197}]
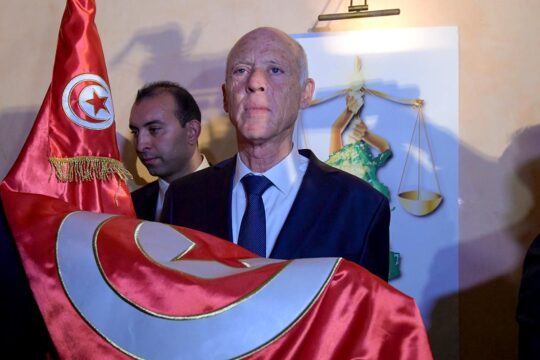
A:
[
  {"left": 0, "top": 109, "right": 39, "bottom": 180},
  {"left": 109, "top": 23, "right": 237, "bottom": 185},
  {"left": 459, "top": 124, "right": 540, "bottom": 359},
  {"left": 428, "top": 124, "right": 540, "bottom": 360}
]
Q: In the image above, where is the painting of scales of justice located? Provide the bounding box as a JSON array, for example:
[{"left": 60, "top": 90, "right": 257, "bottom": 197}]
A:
[{"left": 293, "top": 27, "right": 459, "bottom": 325}]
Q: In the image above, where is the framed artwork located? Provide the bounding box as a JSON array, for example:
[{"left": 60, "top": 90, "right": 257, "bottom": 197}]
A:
[{"left": 294, "top": 27, "right": 459, "bottom": 326}]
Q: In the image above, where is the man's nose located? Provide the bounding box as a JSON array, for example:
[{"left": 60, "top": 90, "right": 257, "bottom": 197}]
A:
[
  {"left": 135, "top": 132, "right": 150, "bottom": 153},
  {"left": 247, "top": 68, "right": 266, "bottom": 93}
]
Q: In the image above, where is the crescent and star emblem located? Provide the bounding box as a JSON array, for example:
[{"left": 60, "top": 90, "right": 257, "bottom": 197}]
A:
[{"left": 61, "top": 73, "right": 114, "bottom": 130}]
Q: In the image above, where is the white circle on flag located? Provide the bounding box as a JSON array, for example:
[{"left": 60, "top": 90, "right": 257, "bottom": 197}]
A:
[{"left": 62, "top": 73, "right": 115, "bottom": 130}]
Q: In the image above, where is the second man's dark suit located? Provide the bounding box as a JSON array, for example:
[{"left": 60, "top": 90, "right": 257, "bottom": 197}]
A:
[
  {"left": 162, "top": 149, "right": 390, "bottom": 280},
  {"left": 131, "top": 181, "right": 160, "bottom": 221},
  {"left": 517, "top": 233, "right": 540, "bottom": 359}
]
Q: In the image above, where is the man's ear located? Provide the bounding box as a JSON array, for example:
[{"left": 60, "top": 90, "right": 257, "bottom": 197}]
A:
[
  {"left": 185, "top": 119, "right": 201, "bottom": 145},
  {"left": 222, "top": 84, "right": 229, "bottom": 113},
  {"left": 300, "top": 78, "right": 315, "bottom": 109}
]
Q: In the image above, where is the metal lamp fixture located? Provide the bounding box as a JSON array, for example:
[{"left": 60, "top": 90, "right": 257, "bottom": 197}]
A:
[{"left": 318, "top": 0, "right": 400, "bottom": 21}]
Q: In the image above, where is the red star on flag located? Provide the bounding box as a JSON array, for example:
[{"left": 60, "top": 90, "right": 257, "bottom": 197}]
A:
[{"left": 86, "top": 89, "right": 109, "bottom": 115}]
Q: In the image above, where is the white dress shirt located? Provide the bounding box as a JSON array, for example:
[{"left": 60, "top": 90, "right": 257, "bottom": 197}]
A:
[
  {"left": 155, "top": 154, "right": 210, "bottom": 221},
  {"left": 231, "top": 146, "right": 309, "bottom": 257}
]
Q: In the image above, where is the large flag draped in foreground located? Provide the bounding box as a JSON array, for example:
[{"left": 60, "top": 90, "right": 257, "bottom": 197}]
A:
[
  {"left": 1, "top": 0, "right": 432, "bottom": 358},
  {"left": 1, "top": 191, "right": 432, "bottom": 359}
]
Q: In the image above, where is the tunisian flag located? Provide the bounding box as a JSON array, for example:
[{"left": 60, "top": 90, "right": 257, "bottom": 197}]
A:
[
  {"left": 2, "top": 0, "right": 133, "bottom": 216},
  {"left": 1, "top": 0, "right": 432, "bottom": 358}
]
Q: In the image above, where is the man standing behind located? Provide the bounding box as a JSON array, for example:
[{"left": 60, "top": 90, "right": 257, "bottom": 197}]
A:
[
  {"left": 130, "top": 82, "right": 209, "bottom": 221},
  {"left": 162, "top": 28, "right": 390, "bottom": 280}
]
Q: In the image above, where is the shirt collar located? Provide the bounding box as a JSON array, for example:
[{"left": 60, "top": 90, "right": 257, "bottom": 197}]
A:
[
  {"left": 196, "top": 154, "right": 210, "bottom": 171},
  {"left": 233, "top": 144, "right": 305, "bottom": 196},
  {"left": 158, "top": 178, "right": 169, "bottom": 195}
]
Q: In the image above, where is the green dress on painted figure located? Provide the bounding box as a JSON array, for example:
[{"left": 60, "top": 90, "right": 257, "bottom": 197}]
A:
[
  {"left": 326, "top": 140, "right": 392, "bottom": 198},
  {"left": 325, "top": 141, "right": 400, "bottom": 280}
]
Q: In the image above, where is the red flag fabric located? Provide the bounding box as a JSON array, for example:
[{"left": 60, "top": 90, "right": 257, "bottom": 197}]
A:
[
  {"left": 1, "top": 190, "right": 433, "bottom": 359},
  {"left": 2, "top": 0, "right": 133, "bottom": 216}
]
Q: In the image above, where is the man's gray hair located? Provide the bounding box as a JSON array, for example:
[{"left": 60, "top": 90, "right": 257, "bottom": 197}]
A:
[{"left": 294, "top": 40, "right": 309, "bottom": 86}]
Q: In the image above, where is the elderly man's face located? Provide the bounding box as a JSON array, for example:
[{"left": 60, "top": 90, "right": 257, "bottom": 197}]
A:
[{"left": 223, "top": 28, "right": 313, "bottom": 146}]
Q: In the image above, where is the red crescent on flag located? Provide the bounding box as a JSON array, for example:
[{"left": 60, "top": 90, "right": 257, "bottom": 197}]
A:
[
  {"left": 61, "top": 73, "right": 114, "bottom": 130},
  {"left": 95, "top": 217, "right": 290, "bottom": 317}
]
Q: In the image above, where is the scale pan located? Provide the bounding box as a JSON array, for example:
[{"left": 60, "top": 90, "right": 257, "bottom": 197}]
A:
[{"left": 398, "top": 190, "right": 443, "bottom": 216}]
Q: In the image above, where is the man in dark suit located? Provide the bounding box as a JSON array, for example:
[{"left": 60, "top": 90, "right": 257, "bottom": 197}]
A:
[
  {"left": 129, "top": 82, "right": 209, "bottom": 221},
  {"left": 517, "top": 234, "right": 540, "bottom": 359},
  {"left": 162, "top": 27, "right": 389, "bottom": 280}
]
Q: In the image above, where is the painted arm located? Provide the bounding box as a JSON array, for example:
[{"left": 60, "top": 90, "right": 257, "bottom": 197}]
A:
[
  {"left": 329, "top": 93, "right": 364, "bottom": 153},
  {"left": 362, "top": 128, "right": 391, "bottom": 153}
]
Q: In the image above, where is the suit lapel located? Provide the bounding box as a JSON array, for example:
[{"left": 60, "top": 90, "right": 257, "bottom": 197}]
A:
[
  {"left": 132, "top": 181, "right": 159, "bottom": 221},
  {"left": 144, "top": 182, "right": 159, "bottom": 221},
  {"left": 212, "top": 157, "right": 236, "bottom": 242},
  {"left": 270, "top": 150, "right": 338, "bottom": 258}
]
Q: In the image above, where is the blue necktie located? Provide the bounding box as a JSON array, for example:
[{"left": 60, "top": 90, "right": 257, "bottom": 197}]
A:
[{"left": 238, "top": 175, "right": 273, "bottom": 257}]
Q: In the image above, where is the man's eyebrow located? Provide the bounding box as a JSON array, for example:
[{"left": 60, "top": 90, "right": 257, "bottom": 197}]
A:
[
  {"left": 140, "top": 119, "right": 164, "bottom": 128},
  {"left": 267, "top": 59, "right": 282, "bottom": 64},
  {"left": 230, "top": 60, "right": 252, "bottom": 67}
]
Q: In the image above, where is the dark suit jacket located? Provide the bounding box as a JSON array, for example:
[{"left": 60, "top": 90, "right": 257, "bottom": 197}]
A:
[
  {"left": 162, "top": 149, "right": 390, "bottom": 280},
  {"left": 131, "top": 181, "right": 159, "bottom": 221},
  {"left": 517, "top": 233, "right": 540, "bottom": 359}
]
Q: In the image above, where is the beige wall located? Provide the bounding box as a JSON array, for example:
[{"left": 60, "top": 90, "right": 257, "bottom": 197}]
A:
[{"left": 2, "top": 1, "right": 539, "bottom": 358}]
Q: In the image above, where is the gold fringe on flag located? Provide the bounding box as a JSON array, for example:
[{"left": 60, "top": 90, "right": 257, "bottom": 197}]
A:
[{"left": 49, "top": 156, "right": 132, "bottom": 183}]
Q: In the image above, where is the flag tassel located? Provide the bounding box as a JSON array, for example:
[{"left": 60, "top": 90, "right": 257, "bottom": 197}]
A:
[{"left": 49, "top": 156, "right": 132, "bottom": 183}]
